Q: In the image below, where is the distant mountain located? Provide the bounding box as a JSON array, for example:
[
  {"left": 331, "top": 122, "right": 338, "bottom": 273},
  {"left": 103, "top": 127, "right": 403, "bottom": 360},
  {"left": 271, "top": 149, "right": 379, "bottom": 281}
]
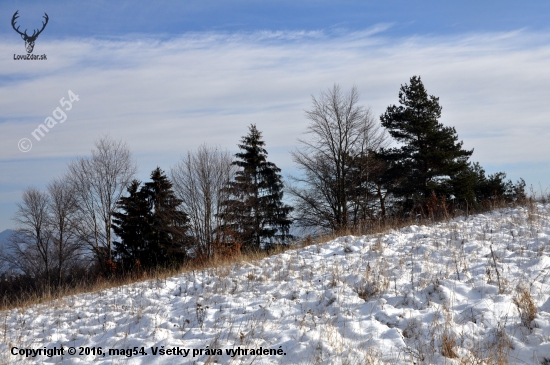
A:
[
  {"left": 0, "top": 229, "right": 15, "bottom": 271},
  {"left": 0, "top": 229, "right": 15, "bottom": 247}
]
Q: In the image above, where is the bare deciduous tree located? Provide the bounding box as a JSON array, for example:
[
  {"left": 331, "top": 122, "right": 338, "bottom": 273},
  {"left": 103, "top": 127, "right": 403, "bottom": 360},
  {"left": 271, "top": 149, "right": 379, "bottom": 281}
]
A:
[
  {"left": 3, "top": 182, "right": 86, "bottom": 287},
  {"left": 6, "top": 188, "right": 53, "bottom": 282},
  {"left": 171, "top": 144, "right": 236, "bottom": 258},
  {"left": 46, "top": 178, "right": 86, "bottom": 285},
  {"left": 67, "top": 136, "right": 137, "bottom": 265},
  {"left": 290, "top": 84, "right": 388, "bottom": 232}
]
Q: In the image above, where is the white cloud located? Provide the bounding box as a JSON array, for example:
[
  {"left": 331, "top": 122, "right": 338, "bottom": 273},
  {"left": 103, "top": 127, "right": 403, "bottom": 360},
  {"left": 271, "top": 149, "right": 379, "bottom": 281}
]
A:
[{"left": 1, "top": 28, "right": 550, "bottom": 229}]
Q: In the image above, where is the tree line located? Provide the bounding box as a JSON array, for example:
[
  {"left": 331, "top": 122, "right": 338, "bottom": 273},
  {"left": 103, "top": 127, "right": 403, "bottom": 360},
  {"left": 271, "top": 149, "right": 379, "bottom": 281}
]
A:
[
  {"left": 291, "top": 77, "right": 525, "bottom": 232},
  {"left": 1, "top": 76, "right": 526, "bottom": 291}
]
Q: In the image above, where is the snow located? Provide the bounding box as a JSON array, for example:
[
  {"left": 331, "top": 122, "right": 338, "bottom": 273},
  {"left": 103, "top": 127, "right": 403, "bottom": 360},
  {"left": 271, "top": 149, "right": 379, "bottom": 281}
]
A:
[{"left": 2, "top": 204, "right": 550, "bottom": 364}]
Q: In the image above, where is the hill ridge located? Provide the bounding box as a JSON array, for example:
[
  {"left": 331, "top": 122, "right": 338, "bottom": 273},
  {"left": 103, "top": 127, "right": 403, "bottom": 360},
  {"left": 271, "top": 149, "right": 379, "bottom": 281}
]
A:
[{"left": 1, "top": 204, "right": 550, "bottom": 364}]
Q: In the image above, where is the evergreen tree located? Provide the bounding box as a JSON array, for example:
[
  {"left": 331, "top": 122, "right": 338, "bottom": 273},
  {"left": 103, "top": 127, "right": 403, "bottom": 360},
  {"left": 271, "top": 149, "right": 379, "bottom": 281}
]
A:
[
  {"left": 220, "top": 125, "right": 293, "bottom": 251},
  {"left": 113, "top": 169, "right": 189, "bottom": 270},
  {"left": 141, "top": 167, "right": 190, "bottom": 267},
  {"left": 379, "top": 76, "right": 473, "bottom": 212},
  {"left": 112, "top": 180, "right": 152, "bottom": 270},
  {"left": 452, "top": 162, "right": 526, "bottom": 209},
  {"left": 346, "top": 149, "right": 390, "bottom": 220}
]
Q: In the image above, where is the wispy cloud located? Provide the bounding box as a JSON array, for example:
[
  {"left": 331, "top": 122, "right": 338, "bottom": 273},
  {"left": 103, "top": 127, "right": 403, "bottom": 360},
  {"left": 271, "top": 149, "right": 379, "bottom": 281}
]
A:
[{"left": 1, "top": 28, "right": 550, "bottom": 229}]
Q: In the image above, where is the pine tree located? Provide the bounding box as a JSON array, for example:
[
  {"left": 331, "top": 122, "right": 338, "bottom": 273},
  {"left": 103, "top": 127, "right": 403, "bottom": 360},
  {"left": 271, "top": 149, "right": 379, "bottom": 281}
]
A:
[
  {"left": 141, "top": 167, "right": 190, "bottom": 267},
  {"left": 452, "top": 162, "right": 526, "bottom": 209},
  {"left": 379, "top": 76, "right": 473, "bottom": 212},
  {"left": 220, "top": 125, "right": 293, "bottom": 251},
  {"left": 346, "top": 150, "right": 390, "bottom": 220}
]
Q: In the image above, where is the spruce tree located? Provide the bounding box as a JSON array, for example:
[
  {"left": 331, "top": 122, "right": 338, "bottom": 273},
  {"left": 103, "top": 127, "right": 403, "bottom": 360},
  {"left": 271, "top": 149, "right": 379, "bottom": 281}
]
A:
[
  {"left": 113, "top": 170, "right": 190, "bottom": 269},
  {"left": 220, "top": 125, "right": 293, "bottom": 251},
  {"left": 380, "top": 76, "right": 473, "bottom": 211},
  {"left": 112, "top": 180, "right": 152, "bottom": 270},
  {"left": 141, "top": 167, "right": 190, "bottom": 267}
]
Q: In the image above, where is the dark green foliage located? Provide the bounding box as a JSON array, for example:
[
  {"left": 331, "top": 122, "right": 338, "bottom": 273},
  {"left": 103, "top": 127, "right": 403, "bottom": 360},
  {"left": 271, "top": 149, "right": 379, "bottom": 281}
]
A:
[
  {"left": 220, "top": 124, "right": 293, "bottom": 251},
  {"left": 452, "top": 162, "right": 526, "bottom": 209},
  {"left": 113, "top": 168, "right": 189, "bottom": 270},
  {"left": 141, "top": 167, "right": 190, "bottom": 267},
  {"left": 378, "top": 76, "right": 526, "bottom": 215},
  {"left": 379, "top": 76, "right": 473, "bottom": 211},
  {"left": 346, "top": 150, "right": 390, "bottom": 220},
  {"left": 112, "top": 180, "right": 152, "bottom": 270}
]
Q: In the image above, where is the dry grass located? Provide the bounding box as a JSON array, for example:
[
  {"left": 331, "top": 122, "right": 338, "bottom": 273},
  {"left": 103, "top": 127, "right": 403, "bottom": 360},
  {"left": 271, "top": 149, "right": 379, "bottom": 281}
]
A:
[
  {"left": 2, "top": 197, "right": 546, "bottom": 365},
  {"left": 0, "top": 245, "right": 289, "bottom": 313},
  {"left": 0, "top": 198, "right": 550, "bottom": 365},
  {"left": 0, "top": 198, "right": 524, "bottom": 314},
  {"left": 0, "top": 214, "right": 418, "bottom": 313},
  {"left": 441, "top": 333, "right": 458, "bottom": 359},
  {"left": 513, "top": 286, "right": 537, "bottom": 330},
  {"left": 355, "top": 260, "right": 390, "bottom": 301}
]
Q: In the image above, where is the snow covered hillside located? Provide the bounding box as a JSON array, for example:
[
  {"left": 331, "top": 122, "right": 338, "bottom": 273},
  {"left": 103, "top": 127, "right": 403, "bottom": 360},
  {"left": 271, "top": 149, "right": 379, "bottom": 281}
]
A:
[{"left": 2, "top": 204, "right": 550, "bottom": 364}]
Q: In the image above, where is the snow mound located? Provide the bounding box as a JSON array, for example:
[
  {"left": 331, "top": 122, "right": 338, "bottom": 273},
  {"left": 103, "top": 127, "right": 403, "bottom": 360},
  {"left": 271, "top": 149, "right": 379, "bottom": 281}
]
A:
[{"left": 2, "top": 204, "right": 550, "bottom": 364}]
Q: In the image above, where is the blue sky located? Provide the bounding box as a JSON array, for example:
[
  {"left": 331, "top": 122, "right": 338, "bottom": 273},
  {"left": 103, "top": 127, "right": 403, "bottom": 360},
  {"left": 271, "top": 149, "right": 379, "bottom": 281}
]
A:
[
  {"left": 1, "top": 1, "right": 550, "bottom": 231},
  {"left": 3, "top": 1, "right": 550, "bottom": 37}
]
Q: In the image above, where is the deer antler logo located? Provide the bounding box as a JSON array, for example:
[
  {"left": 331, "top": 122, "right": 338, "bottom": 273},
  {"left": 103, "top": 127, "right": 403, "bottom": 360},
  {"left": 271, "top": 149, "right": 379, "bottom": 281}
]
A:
[{"left": 11, "top": 11, "right": 49, "bottom": 54}]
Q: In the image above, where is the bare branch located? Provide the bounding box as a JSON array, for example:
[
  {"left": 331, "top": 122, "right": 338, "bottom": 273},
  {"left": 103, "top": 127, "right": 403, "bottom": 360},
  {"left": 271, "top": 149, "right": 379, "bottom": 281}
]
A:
[
  {"left": 66, "top": 136, "right": 137, "bottom": 264},
  {"left": 171, "top": 144, "right": 236, "bottom": 257},
  {"left": 290, "top": 84, "right": 389, "bottom": 231}
]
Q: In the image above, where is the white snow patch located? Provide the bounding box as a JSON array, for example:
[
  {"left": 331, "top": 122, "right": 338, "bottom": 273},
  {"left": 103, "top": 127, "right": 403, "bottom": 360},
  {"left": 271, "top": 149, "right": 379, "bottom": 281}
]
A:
[{"left": 2, "top": 204, "right": 550, "bottom": 364}]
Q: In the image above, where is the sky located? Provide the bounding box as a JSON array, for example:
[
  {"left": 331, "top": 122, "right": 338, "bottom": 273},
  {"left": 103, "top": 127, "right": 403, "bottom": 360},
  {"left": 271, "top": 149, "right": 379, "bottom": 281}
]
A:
[{"left": 1, "top": 1, "right": 550, "bottom": 231}]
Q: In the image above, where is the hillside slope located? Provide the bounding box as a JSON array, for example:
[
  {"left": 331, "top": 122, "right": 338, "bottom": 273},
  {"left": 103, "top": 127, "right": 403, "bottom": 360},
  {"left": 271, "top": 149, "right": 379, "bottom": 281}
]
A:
[
  {"left": 0, "top": 229, "right": 14, "bottom": 252},
  {"left": 2, "top": 204, "right": 550, "bottom": 364}
]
